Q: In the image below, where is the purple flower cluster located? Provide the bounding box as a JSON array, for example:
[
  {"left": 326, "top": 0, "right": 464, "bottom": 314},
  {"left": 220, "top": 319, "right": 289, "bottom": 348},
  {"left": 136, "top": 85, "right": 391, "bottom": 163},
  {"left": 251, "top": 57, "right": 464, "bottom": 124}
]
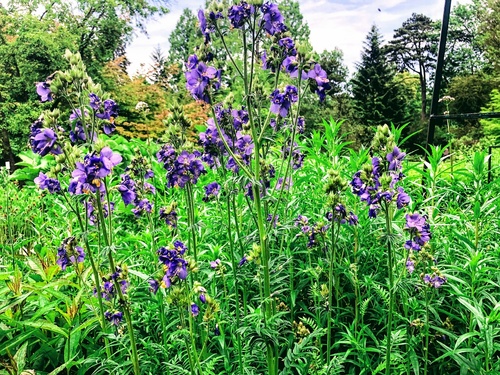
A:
[
  {"left": 270, "top": 85, "right": 298, "bottom": 117},
  {"left": 157, "top": 144, "right": 206, "bottom": 188},
  {"left": 302, "top": 64, "right": 331, "bottom": 102},
  {"left": 325, "top": 204, "right": 358, "bottom": 225},
  {"left": 185, "top": 54, "right": 221, "bottom": 104},
  {"left": 281, "top": 141, "right": 305, "bottom": 170},
  {"left": 56, "top": 237, "right": 85, "bottom": 270},
  {"left": 157, "top": 241, "right": 189, "bottom": 288},
  {"left": 203, "top": 182, "right": 221, "bottom": 202},
  {"left": 159, "top": 205, "right": 178, "bottom": 228},
  {"left": 90, "top": 93, "right": 118, "bottom": 135},
  {"left": 191, "top": 303, "right": 200, "bottom": 317},
  {"left": 117, "top": 157, "right": 156, "bottom": 217},
  {"left": 351, "top": 146, "right": 409, "bottom": 218},
  {"left": 199, "top": 105, "right": 253, "bottom": 174},
  {"left": 36, "top": 81, "right": 52, "bottom": 102},
  {"left": 94, "top": 266, "right": 129, "bottom": 301},
  {"left": 69, "top": 147, "right": 122, "bottom": 195},
  {"left": 261, "top": 2, "right": 286, "bottom": 35},
  {"left": 404, "top": 213, "right": 431, "bottom": 251},
  {"left": 228, "top": 1, "right": 254, "bottom": 29},
  {"left": 84, "top": 199, "right": 114, "bottom": 226},
  {"left": 423, "top": 273, "right": 447, "bottom": 289},
  {"left": 104, "top": 310, "right": 123, "bottom": 326},
  {"left": 29, "top": 119, "right": 62, "bottom": 157},
  {"left": 34, "top": 172, "right": 61, "bottom": 193},
  {"left": 294, "top": 215, "right": 328, "bottom": 248}
]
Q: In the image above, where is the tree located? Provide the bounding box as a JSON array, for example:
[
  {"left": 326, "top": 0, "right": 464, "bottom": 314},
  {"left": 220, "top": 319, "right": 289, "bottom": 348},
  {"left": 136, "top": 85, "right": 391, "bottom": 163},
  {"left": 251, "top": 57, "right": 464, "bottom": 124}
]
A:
[
  {"left": 0, "top": 0, "right": 171, "bottom": 166},
  {"left": 350, "top": 25, "right": 410, "bottom": 133},
  {"left": 386, "top": 13, "right": 439, "bottom": 123},
  {"left": 167, "top": 8, "right": 201, "bottom": 67},
  {"left": 478, "top": 0, "right": 500, "bottom": 72},
  {"left": 278, "top": 0, "right": 311, "bottom": 44},
  {"left": 444, "top": 2, "right": 486, "bottom": 80}
]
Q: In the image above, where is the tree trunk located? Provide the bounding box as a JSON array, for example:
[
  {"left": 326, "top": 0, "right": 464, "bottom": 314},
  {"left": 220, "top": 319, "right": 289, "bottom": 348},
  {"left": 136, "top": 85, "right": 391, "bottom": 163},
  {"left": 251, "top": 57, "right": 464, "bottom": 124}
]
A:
[{"left": 1, "top": 128, "right": 17, "bottom": 173}]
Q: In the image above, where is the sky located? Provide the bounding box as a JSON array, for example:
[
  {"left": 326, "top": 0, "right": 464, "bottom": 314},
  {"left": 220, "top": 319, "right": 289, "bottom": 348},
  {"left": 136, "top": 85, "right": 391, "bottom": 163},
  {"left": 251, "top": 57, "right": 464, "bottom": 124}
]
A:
[{"left": 126, "top": 0, "right": 472, "bottom": 77}]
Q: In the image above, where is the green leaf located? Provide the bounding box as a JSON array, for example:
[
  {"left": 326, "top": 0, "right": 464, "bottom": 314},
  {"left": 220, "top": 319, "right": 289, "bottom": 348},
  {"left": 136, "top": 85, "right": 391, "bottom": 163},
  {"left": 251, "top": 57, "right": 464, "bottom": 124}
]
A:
[
  {"left": 13, "top": 341, "right": 28, "bottom": 373},
  {"left": 12, "top": 319, "right": 68, "bottom": 338}
]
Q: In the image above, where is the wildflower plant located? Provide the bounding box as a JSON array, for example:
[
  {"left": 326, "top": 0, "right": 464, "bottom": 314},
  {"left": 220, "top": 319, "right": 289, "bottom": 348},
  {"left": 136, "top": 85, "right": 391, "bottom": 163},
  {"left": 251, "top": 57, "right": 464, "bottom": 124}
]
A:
[{"left": 30, "top": 50, "right": 141, "bottom": 374}]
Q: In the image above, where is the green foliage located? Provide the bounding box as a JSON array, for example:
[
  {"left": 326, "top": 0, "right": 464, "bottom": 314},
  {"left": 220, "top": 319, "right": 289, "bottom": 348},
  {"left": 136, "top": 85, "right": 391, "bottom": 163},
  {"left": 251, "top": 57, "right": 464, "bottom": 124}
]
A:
[
  {"left": 386, "top": 13, "right": 439, "bottom": 123},
  {"left": 481, "top": 88, "right": 500, "bottom": 141},
  {"left": 350, "top": 25, "right": 417, "bottom": 146}
]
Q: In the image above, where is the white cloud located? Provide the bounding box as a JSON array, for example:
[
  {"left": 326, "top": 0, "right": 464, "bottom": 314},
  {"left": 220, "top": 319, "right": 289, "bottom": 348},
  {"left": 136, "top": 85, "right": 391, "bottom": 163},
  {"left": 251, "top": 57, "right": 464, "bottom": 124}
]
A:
[{"left": 126, "top": 0, "right": 474, "bottom": 77}]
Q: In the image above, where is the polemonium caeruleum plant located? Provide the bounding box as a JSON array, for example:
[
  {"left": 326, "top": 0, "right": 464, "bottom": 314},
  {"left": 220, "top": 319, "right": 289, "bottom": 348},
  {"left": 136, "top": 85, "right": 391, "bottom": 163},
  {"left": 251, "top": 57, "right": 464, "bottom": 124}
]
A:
[
  {"left": 31, "top": 50, "right": 141, "bottom": 374},
  {"left": 351, "top": 124, "right": 446, "bottom": 375},
  {"left": 180, "top": 1, "right": 331, "bottom": 373}
]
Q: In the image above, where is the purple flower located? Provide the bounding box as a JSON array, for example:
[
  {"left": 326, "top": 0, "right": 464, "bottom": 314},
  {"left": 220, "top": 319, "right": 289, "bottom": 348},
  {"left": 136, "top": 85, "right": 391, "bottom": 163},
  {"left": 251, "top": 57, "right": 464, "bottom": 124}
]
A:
[
  {"left": 270, "top": 85, "right": 298, "bottom": 117},
  {"left": 185, "top": 55, "right": 221, "bottom": 104},
  {"left": 203, "top": 182, "right": 221, "bottom": 202},
  {"left": 34, "top": 172, "right": 61, "bottom": 193},
  {"left": 199, "top": 294, "right": 207, "bottom": 304},
  {"left": 306, "top": 64, "right": 331, "bottom": 102},
  {"left": 228, "top": 1, "right": 253, "bottom": 29},
  {"left": 89, "top": 93, "right": 101, "bottom": 111},
  {"left": 31, "top": 128, "right": 62, "bottom": 157},
  {"left": 198, "top": 9, "right": 211, "bottom": 44},
  {"left": 36, "top": 81, "right": 52, "bottom": 102},
  {"left": 160, "top": 206, "right": 178, "bottom": 228},
  {"left": 239, "top": 256, "right": 248, "bottom": 267},
  {"left": 387, "top": 146, "right": 406, "bottom": 171},
  {"left": 231, "top": 107, "right": 249, "bottom": 130},
  {"left": 158, "top": 241, "right": 189, "bottom": 288},
  {"left": 261, "top": 2, "right": 286, "bottom": 35},
  {"left": 148, "top": 279, "right": 159, "bottom": 294},
  {"left": 191, "top": 303, "right": 200, "bottom": 317},
  {"left": 423, "top": 273, "right": 447, "bottom": 288},
  {"left": 406, "top": 259, "right": 415, "bottom": 274},
  {"left": 404, "top": 213, "right": 431, "bottom": 251},
  {"left": 282, "top": 55, "right": 299, "bottom": 78},
  {"left": 281, "top": 141, "right": 304, "bottom": 170},
  {"left": 132, "top": 198, "right": 153, "bottom": 217},
  {"left": 210, "top": 259, "right": 221, "bottom": 269},
  {"left": 396, "top": 187, "right": 410, "bottom": 209},
  {"left": 105, "top": 311, "right": 123, "bottom": 326},
  {"left": 70, "top": 148, "right": 121, "bottom": 195},
  {"left": 56, "top": 237, "right": 85, "bottom": 270},
  {"left": 96, "top": 99, "right": 119, "bottom": 121},
  {"left": 117, "top": 174, "right": 136, "bottom": 205}
]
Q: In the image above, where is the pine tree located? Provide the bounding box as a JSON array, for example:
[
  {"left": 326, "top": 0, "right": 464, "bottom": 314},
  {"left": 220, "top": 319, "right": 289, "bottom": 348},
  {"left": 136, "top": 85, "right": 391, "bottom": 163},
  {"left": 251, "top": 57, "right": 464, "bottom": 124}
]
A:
[{"left": 351, "top": 25, "right": 409, "bottom": 130}]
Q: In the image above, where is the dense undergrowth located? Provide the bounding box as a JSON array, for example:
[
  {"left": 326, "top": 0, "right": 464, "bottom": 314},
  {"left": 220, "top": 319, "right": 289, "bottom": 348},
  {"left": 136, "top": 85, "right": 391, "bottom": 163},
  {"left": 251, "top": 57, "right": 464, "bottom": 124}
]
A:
[{"left": 1, "top": 2, "right": 500, "bottom": 375}]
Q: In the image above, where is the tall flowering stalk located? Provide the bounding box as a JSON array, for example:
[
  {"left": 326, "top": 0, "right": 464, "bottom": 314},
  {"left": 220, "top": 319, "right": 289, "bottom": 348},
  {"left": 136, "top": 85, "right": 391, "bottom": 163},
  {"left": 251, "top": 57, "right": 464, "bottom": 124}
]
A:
[
  {"left": 351, "top": 125, "right": 410, "bottom": 375},
  {"left": 187, "top": 2, "right": 331, "bottom": 373},
  {"left": 323, "top": 169, "right": 358, "bottom": 365},
  {"left": 31, "top": 51, "right": 140, "bottom": 374}
]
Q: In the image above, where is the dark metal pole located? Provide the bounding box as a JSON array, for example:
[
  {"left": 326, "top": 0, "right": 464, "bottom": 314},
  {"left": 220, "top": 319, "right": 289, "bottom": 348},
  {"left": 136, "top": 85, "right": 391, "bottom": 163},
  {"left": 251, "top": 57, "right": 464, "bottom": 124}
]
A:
[{"left": 426, "top": 0, "right": 452, "bottom": 150}]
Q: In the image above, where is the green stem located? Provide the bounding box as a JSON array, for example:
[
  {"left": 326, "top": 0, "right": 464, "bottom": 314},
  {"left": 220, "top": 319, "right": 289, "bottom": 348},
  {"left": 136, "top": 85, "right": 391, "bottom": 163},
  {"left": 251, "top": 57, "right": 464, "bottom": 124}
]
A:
[
  {"left": 384, "top": 202, "right": 394, "bottom": 375},
  {"left": 95, "top": 192, "right": 140, "bottom": 375},
  {"left": 327, "top": 220, "right": 340, "bottom": 365},
  {"left": 189, "top": 312, "right": 203, "bottom": 375},
  {"left": 226, "top": 192, "right": 244, "bottom": 375},
  {"left": 424, "top": 287, "right": 430, "bottom": 375},
  {"left": 66, "top": 194, "right": 111, "bottom": 359},
  {"left": 185, "top": 182, "right": 198, "bottom": 262}
]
